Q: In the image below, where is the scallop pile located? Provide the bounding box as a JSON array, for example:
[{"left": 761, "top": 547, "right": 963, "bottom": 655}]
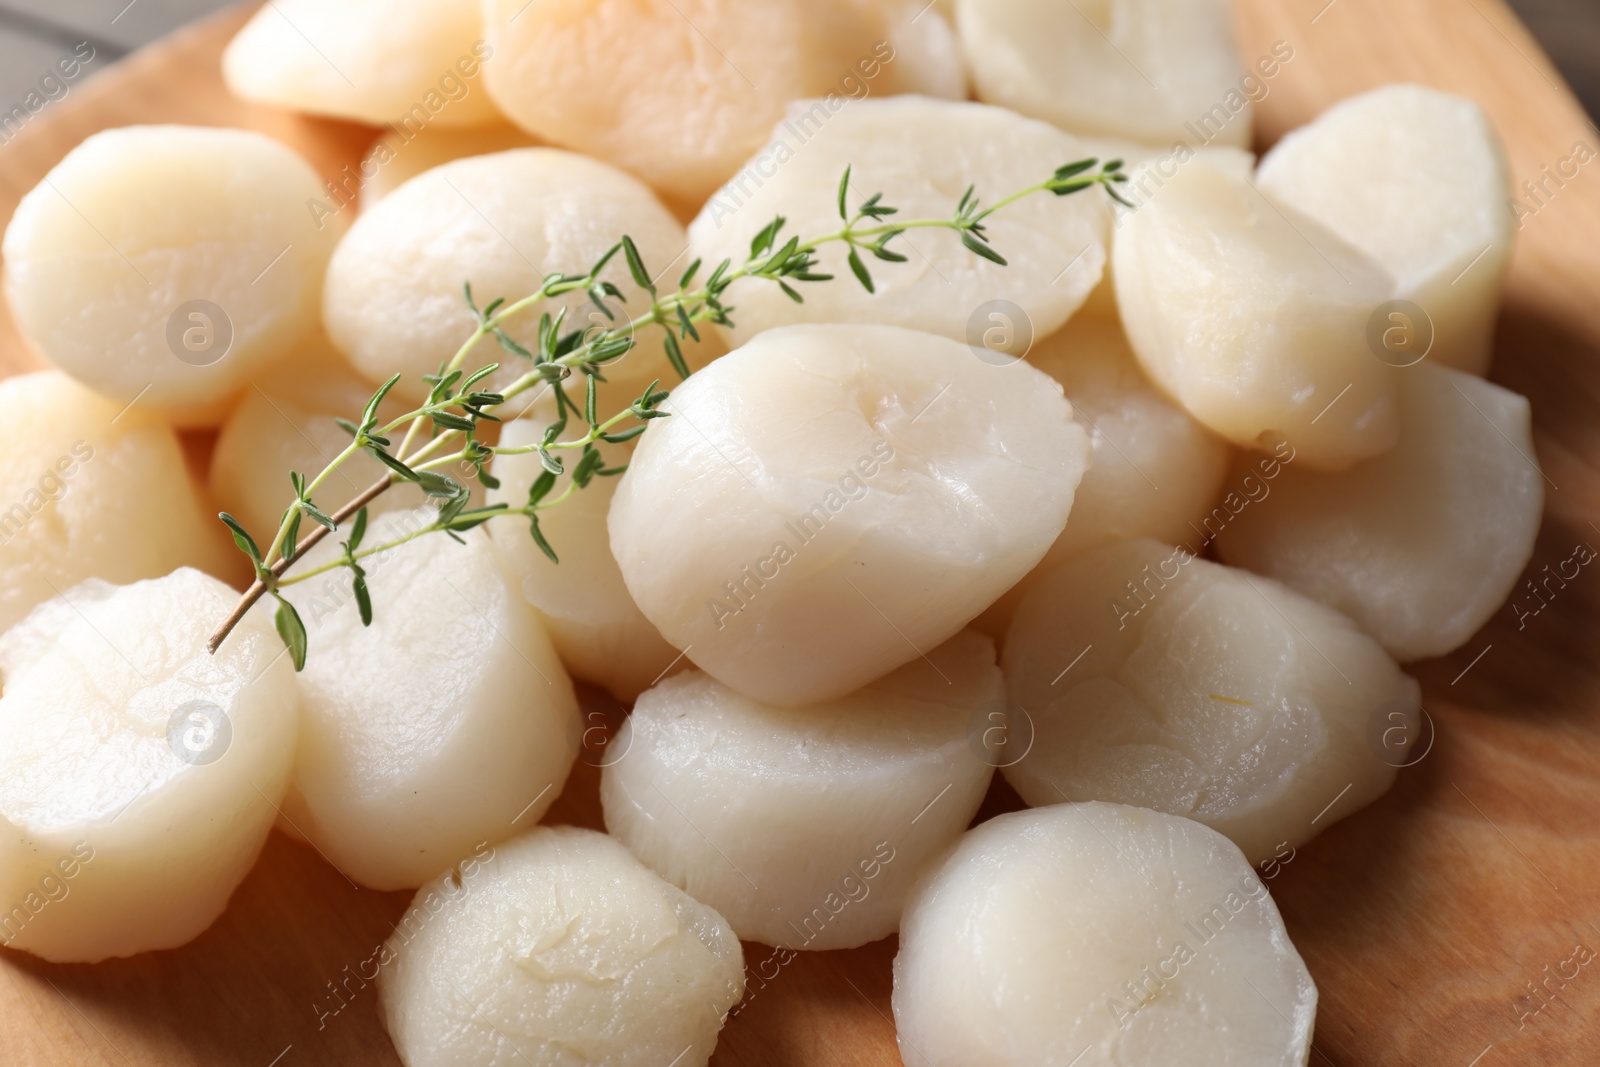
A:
[{"left": 0, "top": 1, "right": 1541, "bottom": 1065}]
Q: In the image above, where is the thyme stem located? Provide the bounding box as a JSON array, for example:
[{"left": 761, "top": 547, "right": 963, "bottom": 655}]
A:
[
  {"left": 205, "top": 473, "right": 396, "bottom": 654},
  {"left": 207, "top": 159, "right": 1129, "bottom": 661}
]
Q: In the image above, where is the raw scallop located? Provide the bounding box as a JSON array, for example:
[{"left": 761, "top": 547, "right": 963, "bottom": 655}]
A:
[
  {"left": 893, "top": 803, "right": 1316, "bottom": 1066},
  {"left": 359, "top": 125, "right": 537, "bottom": 209},
  {"left": 208, "top": 335, "right": 427, "bottom": 543},
  {"left": 280, "top": 510, "right": 579, "bottom": 890},
  {"left": 1113, "top": 156, "right": 1399, "bottom": 470},
  {"left": 1256, "top": 85, "right": 1514, "bottom": 375},
  {"left": 3, "top": 126, "right": 339, "bottom": 426},
  {"left": 488, "top": 406, "right": 680, "bottom": 703},
  {"left": 223, "top": 0, "right": 500, "bottom": 128},
  {"left": 975, "top": 315, "right": 1231, "bottom": 638},
  {"left": 689, "top": 96, "right": 1109, "bottom": 352},
  {"left": 0, "top": 570, "right": 298, "bottom": 962},
  {"left": 1003, "top": 538, "right": 1421, "bottom": 863},
  {"left": 954, "top": 0, "right": 1255, "bottom": 148},
  {"left": 1076, "top": 141, "right": 1255, "bottom": 319},
  {"left": 0, "top": 371, "right": 231, "bottom": 635},
  {"left": 323, "top": 148, "right": 714, "bottom": 407},
  {"left": 377, "top": 826, "right": 744, "bottom": 1067},
  {"left": 482, "top": 0, "right": 964, "bottom": 206},
  {"left": 1216, "top": 364, "right": 1543, "bottom": 661},
  {"left": 609, "top": 323, "right": 1090, "bottom": 706},
  {"left": 602, "top": 630, "right": 1000, "bottom": 950}
]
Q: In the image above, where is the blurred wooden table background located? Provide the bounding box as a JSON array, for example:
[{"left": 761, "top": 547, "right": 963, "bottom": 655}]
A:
[{"left": 1, "top": 0, "right": 1598, "bottom": 123}]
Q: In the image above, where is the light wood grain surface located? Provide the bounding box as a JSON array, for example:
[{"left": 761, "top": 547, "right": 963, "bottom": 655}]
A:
[{"left": 3, "top": 1, "right": 1600, "bottom": 1065}]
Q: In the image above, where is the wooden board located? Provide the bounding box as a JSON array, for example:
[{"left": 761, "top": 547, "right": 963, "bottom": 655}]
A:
[{"left": 3, "top": 2, "right": 1600, "bottom": 1064}]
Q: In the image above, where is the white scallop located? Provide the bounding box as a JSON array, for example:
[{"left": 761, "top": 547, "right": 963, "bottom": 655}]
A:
[
  {"left": 0, "top": 569, "right": 298, "bottom": 962},
  {"left": 208, "top": 334, "right": 429, "bottom": 545},
  {"left": 488, "top": 410, "right": 680, "bottom": 703},
  {"left": 322, "top": 148, "right": 714, "bottom": 408},
  {"left": 1030, "top": 316, "right": 1232, "bottom": 556},
  {"left": 378, "top": 826, "right": 744, "bottom": 1067},
  {"left": 0, "top": 371, "right": 232, "bottom": 636},
  {"left": 975, "top": 315, "right": 1232, "bottom": 638},
  {"left": 893, "top": 803, "right": 1316, "bottom": 1066},
  {"left": 2, "top": 125, "right": 339, "bottom": 426},
  {"left": 222, "top": 0, "right": 500, "bottom": 128},
  {"left": 359, "top": 125, "right": 538, "bottom": 209},
  {"left": 1113, "top": 156, "right": 1400, "bottom": 470},
  {"left": 872, "top": 0, "right": 971, "bottom": 102},
  {"left": 1217, "top": 364, "right": 1543, "bottom": 662},
  {"left": 1003, "top": 539, "right": 1421, "bottom": 864},
  {"left": 954, "top": 0, "right": 1254, "bottom": 149},
  {"left": 1107, "top": 142, "right": 1257, "bottom": 215},
  {"left": 482, "top": 0, "right": 963, "bottom": 207},
  {"left": 689, "top": 96, "right": 1110, "bottom": 352},
  {"left": 609, "top": 323, "right": 1090, "bottom": 706},
  {"left": 1256, "top": 85, "right": 1514, "bottom": 375},
  {"left": 1073, "top": 141, "right": 1255, "bottom": 321},
  {"left": 280, "top": 510, "right": 579, "bottom": 890},
  {"left": 602, "top": 629, "right": 1000, "bottom": 951}
]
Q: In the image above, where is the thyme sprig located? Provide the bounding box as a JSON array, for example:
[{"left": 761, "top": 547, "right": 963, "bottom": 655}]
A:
[{"left": 206, "top": 159, "right": 1129, "bottom": 666}]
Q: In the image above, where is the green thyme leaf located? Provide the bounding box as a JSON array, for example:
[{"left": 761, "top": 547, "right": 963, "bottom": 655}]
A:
[
  {"left": 363, "top": 375, "right": 402, "bottom": 432},
  {"left": 219, "top": 513, "right": 261, "bottom": 565},
  {"left": 961, "top": 231, "right": 1008, "bottom": 266},
  {"left": 602, "top": 424, "right": 649, "bottom": 444},
  {"left": 369, "top": 446, "right": 419, "bottom": 482},
  {"left": 417, "top": 471, "right": 461, "bottom": 498},
  {"left": 750, "top": 217, "right": 785, "bottom": 259},
  {"left": 352, "top": 567, "right": 372, "bottom": 627},
  {"left": 848, "top": 248, "right": 875, "bottom": 293},
  {"left": 572, "top": 445, "right": 606, "bottom": 489},
  {"left": 872, "top": 231, "right": 909, "bottom": 262},
  {"left": 272, "top": 593, "right": 308, "bottom": 672},
  {"left": 675, "top": 303, "right": 701, "bottom": 343},
  {"left": 527, "top": 469, "right": 558, "bottom": 507},
  {"left": 282, "top": 509, "right": 301, "bottom": 563},
  {"left": 622, "top": 235, "right": 654, "bottom": 293},
  {"left": 460, "top": 364, "right": 499, "bottom": 391},
  {"left": 1050, "top": 179, "right": 1096, "bottom": 196},
  {"left": 662, "top": 331, "right": 690, "bottom": 380},
  {"left": 303, "top": 502, "right": 337, "bottom": 531},
  {"left": 494, "top": 328, "right": 534, "bottom": 360},
  {"left": 528, "top": 513, "right": 558, "bottom": 563},
  {"left": 445, "top": 503, "right": 510, "bottom": 532},
  {"left": 1054, "top": 158, "right": 1099, "bottom": 181}
]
